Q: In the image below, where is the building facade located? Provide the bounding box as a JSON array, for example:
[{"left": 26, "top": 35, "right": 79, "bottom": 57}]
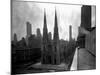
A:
[
  {"left": 77, "top": 5, "right": 96, "bottom": 70},
  {"left": 77, "top": 5, "right": 92, "bottom": 48},
  {"left": 41, "top": 9, "right": 61, "bottom": 65}
]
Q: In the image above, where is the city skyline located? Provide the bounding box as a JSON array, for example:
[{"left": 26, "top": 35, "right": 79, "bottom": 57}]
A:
[
  {"left": 11, "top": 1, "right": 96, "bottom": 74},
  {"left": 12, "top": 1, "right": 96, "bottom": 41}
]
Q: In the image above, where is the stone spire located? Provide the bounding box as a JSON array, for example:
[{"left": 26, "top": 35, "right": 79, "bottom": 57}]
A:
[
  {"left": 42, "top": 9, "right": 48, "bottom": 64},
  {"left": 53, "top": 9, "right": 59, "bottom": 42},
  {"left": 53, "top": 8, "right": 60, "bottom": 65},
  {"left": 43, "top": 9, "right": 48, "bottom": 44}
]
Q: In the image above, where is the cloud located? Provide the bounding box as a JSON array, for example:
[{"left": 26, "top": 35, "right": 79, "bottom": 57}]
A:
[
  {"left": 12, "top": 1, "right": 82, "bottom": 41},
  {"left": 12, "top": 1, "right": 43, "bottom": 40}
]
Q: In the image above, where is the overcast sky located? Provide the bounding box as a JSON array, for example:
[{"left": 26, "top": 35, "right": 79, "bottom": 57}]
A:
[{"left": 11, "top": 1, "right": 96, "bottom": 41}]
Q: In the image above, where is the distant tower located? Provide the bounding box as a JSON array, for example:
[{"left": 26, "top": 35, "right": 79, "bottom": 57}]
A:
[
  {"left": 53, "top": 9, "right": 60, "bottom": 65},
  {"left": 27, "top": 22, "right": 32, "bottom": 37},
  {"left": 69, "top": 25, "right": 72, "bottom": 41},
  {"left": 26, "top": 21, "right": 32, "bottom": 46},
  {"left": 36, "top": 28, "right": 41, "bottom": 38},
  {"left": 41, "top": 9, "right": 49, "bottom": 64},
  {"left": 14, "top": 33, "right": 17, "bottom": 45}
]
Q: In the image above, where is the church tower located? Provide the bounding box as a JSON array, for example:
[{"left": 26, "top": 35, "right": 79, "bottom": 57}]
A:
[
  {"left": 53, "top": 9, "right": 60, "bottom": 65},
  {"left": 41, "top": 9, "right": 49, "bottom": 64}
]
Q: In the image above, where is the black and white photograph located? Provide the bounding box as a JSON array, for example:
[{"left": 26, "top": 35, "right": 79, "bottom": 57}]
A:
[{"left": 11, "top": 0, "right": 96, "bottom": 74}]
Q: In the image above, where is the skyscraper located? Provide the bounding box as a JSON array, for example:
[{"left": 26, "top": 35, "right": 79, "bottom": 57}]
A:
[
  {"left": 81, "top": 5, "right": 91, "bottom": 31},
  {"left": 77, "top": 5, "right": 96, "bottom": 70},
  {"left": 26, "top": 21, "right": 32, "bottom": 37},
  {"left": 77, "top": 5, "right": 92, "bottom": 48},
  {"left": 26, "top": 21, "right": 32, "bottom": 46},
  {"left": 69, "top": 25, "right": 72, "bottom": 41}
]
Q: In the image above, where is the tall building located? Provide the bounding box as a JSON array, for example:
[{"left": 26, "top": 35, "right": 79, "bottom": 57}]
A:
[
  {"left": 77, "top": 5, "right": 96, "bottom": 70},
  {"left": 81, "top": 5, "right": 91, "bottom": 31},
  {"left": 53, "top": 9, "right": 60, "bottom": 65},
  {"left": 13, "top": 33, "right": 17, "bottom": 45},
  {"left": 26, "top": 22, "right": 32, "bottom": 37},
  {"left": 69, "top": 25, "right": 72, "bottom": 41},
  {"left": 26, "top": 21, "right": 32, "bottom": 46},
  {"left": 77, "top": 5, "right": 91, "bottom": 48},
  {"left": 36, "top": 28, "right": 41, "bottom": 38}
]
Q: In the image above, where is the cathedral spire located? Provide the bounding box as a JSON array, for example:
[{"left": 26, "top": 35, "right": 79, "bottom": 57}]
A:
[
  {"left": 53, "top": 8, "right": 59, "bottom": 40},
  {"left": 53, "top": 8, "right": 60, "bottom": 65},
  {"left": 42, "top": 9, "right": 49, "bottom": 64},
  {"left": 42, "top": 8, "right": 49, "bottom": 47},
  {"left": 44, "top": 8, "right": 47, "bottom": 29},
  {"left": 43, "top": 8, "right": 48, "bottom": 39}
]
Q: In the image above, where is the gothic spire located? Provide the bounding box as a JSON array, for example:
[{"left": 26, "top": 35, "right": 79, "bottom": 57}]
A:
[
  {"left": 53, "top": 8, "right": 59, "bottom": 40},
  {"left": 44, "top": 8, "right": 47, "bottom": 29},
  {"left": 43, "top": 8, "right": 48, "bottom": 43}
]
